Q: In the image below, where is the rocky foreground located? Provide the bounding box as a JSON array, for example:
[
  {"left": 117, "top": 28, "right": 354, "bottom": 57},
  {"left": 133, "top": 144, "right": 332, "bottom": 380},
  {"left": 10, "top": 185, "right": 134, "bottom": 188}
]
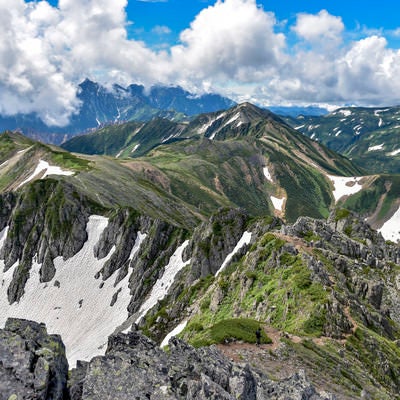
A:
[{"left": 0, "top": 318, "right": 334, "bottom": 400}]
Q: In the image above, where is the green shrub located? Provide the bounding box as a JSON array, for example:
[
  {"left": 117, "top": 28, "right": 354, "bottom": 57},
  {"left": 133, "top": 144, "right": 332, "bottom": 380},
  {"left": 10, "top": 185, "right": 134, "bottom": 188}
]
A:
[{"left": 191, "top": 318, "right": 272, "bottom": 347}]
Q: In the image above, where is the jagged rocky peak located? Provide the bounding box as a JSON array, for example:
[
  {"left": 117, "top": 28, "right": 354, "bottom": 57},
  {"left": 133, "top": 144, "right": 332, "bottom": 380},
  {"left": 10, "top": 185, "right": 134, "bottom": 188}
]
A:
[
  {"left": 0, "top": 318, "right": 335, "bottom": 399},
  {"left": 0, "top": 318, "right": 69, "bottom": 400},
  {"left": 72, "top": 327, "right": 335, "bottom": 399}
]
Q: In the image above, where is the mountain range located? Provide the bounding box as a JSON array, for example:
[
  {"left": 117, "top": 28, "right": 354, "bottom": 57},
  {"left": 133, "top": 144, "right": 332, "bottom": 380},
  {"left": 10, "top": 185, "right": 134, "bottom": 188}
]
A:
[
  {"left": 285, "top": 106, "right": 400, "bottom": 174},
  {"left": 0, "top": 79, "right": 235, "bottom": 144},
  {"left": 1, "top": 101, "right": 400, "bottom": 399}
]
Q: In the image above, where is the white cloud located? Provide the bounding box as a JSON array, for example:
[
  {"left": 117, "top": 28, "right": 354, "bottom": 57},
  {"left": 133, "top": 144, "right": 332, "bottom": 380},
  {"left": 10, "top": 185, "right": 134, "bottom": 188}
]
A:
[
  {"left": 2, "top": 1, "right": 400, "bottom": 126},
  {"left": 293, "top": 10, "right": 344, "bottom": 45},
  {"left": 170, "top": 0, "right": 286, "bottom": 84}
]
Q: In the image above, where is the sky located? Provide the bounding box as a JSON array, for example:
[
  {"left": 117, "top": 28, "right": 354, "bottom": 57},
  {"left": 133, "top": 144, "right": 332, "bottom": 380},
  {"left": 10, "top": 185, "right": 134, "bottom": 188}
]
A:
[{"left": 3, "top": 0, "right": 400, "bottom": 126}]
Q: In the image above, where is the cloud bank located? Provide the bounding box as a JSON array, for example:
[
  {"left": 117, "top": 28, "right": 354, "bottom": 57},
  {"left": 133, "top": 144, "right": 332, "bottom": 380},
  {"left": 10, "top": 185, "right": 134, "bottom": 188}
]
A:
[{"left": 2, "top": 0, "right": 400, "bottom": 125}]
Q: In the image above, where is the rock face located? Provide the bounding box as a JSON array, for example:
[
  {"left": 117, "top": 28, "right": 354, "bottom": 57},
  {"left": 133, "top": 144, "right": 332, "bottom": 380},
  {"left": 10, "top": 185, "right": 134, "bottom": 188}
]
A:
[
  {"left": 70, "top": 329, "right": 334, "bottom": 400},
  {"left": 0, "top": 318, "right": 69, "bottom": 400},
  {"left": 0, "top": 318, "right": 334, "bottom": 400}
]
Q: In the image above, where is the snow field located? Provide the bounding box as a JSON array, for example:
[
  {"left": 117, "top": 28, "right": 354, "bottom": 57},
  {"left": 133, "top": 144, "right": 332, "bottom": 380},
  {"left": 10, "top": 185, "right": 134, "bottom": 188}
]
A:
[
  {"left": 378, "top": 207, "right": 400, "bottom": 242},
  {"left": 327, "top": 175, "right": 363, "bottom": 202},
  {"left": 0, "top": 217, "right": 146, "bottom": 367}
]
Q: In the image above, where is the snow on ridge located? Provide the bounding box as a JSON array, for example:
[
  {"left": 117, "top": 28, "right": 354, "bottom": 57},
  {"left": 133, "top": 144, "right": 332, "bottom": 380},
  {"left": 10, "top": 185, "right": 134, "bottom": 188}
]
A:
[
  {"left": 270, "top": 196, "right": 285, "bottom": 211},
  {"left": 223, "top": 112, "right": 240, "bottom": 127},
  {"left": 17, "top": 159, "right": 74, "bottom": 188},
  {"left": 378, "top": 207, "right": 400, "bottom": 242},
  {"left": 216, "top": 231, "right": 252, "bottom": 276},
  {"left": 131, "top": 144, "right": 140, "bottom": 153},
  {"left": 136, "top": 240, "right": 191, "bottom": 323},
  {"left": 294, "top": 124, "right": 305, "bottom": 130},
  {"left": 198, "top": 112, "right": 226, "bottom": 135},
  {"left": 160, "top": 320, "right": 188, "bottom": 348},
  {"left": 368, "top": 144, "right": 384, "bottom": 152},
  {"left": 263, "top": 166, "right": 273, "bottom": 182},
  {"left": 374, "top": 109, "right": 390, "bottom": 115},
  {"left": 0, "top": 216, "right": 149, "bottom": 367},
  {"left": 327, "top": 175, "right": 363, "bottom": 202},
  {"left": 388, "top": 149, "right": 400, "bottom": 156},
  {"left": 339, "top": 109, "right": 352, "bottom": 117}
]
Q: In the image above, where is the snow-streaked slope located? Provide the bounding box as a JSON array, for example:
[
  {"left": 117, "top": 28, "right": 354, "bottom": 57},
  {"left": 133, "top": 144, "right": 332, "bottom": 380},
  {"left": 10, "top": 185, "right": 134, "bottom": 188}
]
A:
[
  {"left": 216, "top": 231, "right": 252, "bottom": 276},
  {"left": 327, "top": 175, "right": 363, "bottom": 202},
  {"left": 160, "top": 320, "right": 188, "bottom": 348},
  {"left": 18, "top": 159, "right": 74, "bottom": 188},
  {"left": 136, "top": 240, "right": 191, "bottom": 323},
  {"left": 0, "top": 216, "right": 146, "bottom": 367},
  {"left": 378, "top": 207, "right": 400, "bottom": 242}
]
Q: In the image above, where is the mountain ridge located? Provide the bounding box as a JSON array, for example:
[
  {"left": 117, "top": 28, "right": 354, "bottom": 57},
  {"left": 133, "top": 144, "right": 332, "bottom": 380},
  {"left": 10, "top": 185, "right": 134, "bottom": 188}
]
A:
[{"left": 1, "top": 102, "right": 400, "bottom": 398}]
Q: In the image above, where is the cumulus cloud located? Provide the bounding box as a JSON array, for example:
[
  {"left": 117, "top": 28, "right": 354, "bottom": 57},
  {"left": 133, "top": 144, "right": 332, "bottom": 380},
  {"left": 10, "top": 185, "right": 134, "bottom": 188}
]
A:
[
  {"left": 0, "top": 0, "right": 164, "bottom": 126},
  {"left": 2, "top": 0, "right": 400, "bottom": 126},
  {"left": 292, "top": 10, "right": 344, "bottom": 47},
  {"left": 170, "top": 0, "right": 286, "bottom": 84}
]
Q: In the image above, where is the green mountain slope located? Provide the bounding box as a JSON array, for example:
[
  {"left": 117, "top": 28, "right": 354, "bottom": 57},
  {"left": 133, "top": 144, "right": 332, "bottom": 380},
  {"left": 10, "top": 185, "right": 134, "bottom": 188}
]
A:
[
  {"left": 2, "top": 118, "right": 400, "bottom": 399},
  {"left": 285, "top": 106, "right": 400, "bottom": 174}
]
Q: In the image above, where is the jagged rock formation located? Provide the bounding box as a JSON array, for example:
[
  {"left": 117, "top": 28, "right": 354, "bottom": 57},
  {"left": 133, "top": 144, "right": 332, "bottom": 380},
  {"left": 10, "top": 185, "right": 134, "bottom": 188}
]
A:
[
  {"left": 0, "top": 318, "right": 69, "bottom": 400},
  {"left": 69, "top": 329, "right": 335, "bottom": 400},
  {"left": 0, "top": 318, "right": 334, "bottom": 400}
]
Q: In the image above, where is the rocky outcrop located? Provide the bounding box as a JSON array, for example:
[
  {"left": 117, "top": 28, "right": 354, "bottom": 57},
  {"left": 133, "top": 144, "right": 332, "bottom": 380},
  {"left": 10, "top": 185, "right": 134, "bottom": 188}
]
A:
[
  {"left": 0, "top": 180, "right": 93, "bottom": 303},
  {"left": 0, "top": 319, "right": 334, "bottom": 400},
  {"left": 0, "top": 318, "right": 69, "bottom": 400},
  {"left": 71, "top": 329, "right": 334, "bottom": 400},
  {"left": 187, "top": 208, "right": 249, "bottom": 279}
]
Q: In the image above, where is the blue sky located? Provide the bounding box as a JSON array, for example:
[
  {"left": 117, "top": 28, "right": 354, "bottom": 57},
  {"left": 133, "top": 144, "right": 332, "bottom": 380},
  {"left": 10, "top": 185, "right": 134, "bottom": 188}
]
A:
[
  {"left": 127, "top": 0, "right": 400, "bottom": 48},
  {"left": 6, "top": 0, "right": 400, "bottom": 125}
]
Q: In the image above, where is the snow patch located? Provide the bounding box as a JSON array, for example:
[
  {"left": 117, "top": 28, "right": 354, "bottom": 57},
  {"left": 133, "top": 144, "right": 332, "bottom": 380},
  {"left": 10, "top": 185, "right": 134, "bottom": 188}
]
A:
[
  {"left": 116, "top": 150, "right": 123, "bottom": 158},
  {"left": 0, "top": 216, "right": 147, "bottom": 367},
  {"left": 216, "top": 232, "right": 252, "bottom": 276},
  {"left": 378, "top": 118, "right": 383, "bottom": 127},
  {"left": 339, "top": 109, "right": 352, "bottom": 117},
  {"left": 270, "top": 196, "right": 285, "bottom": 211},
  {"left": 0, "top": 160, "right": 9, "bottom": 168},
  {"left": 378, "top": 207, "right": 400, "bottom": 242},
  {"left": 388, "top": 149, "right": 400, "bottom": 156},
  {"left": 263, "top": 166, "right": 273, "bottom": 182},
  {"left": 335, "top": 130, "right": 342, "bottom": 137},
  {"left": 198, "top": 112, "right": 225, "bottom": 135},
  {"left": 294, "top": 125, "right": 305, "bottom": 130},
  {"left": 160, "top": 320, "right": 187, "bottom": 348},
  {"left": 136, "top": 241, "right": 191, "bottom": 323},
  {"left": 18, "top": 159, "right": 74, "bottom": 188},
  {"left": 131, "top": 144, "right": 140, "bottom": 153},
  {"left": 368, "top": 144, "right": 384, "bottom": 152},
  {"left": 327, "top": 175, "right": 363, "bottom": 202},
  {"left": 0, "top": 226, "right": 9, "bottom": 251},
  {"left": 223, "top": 112, "right": 240, "bottom": 127}
]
